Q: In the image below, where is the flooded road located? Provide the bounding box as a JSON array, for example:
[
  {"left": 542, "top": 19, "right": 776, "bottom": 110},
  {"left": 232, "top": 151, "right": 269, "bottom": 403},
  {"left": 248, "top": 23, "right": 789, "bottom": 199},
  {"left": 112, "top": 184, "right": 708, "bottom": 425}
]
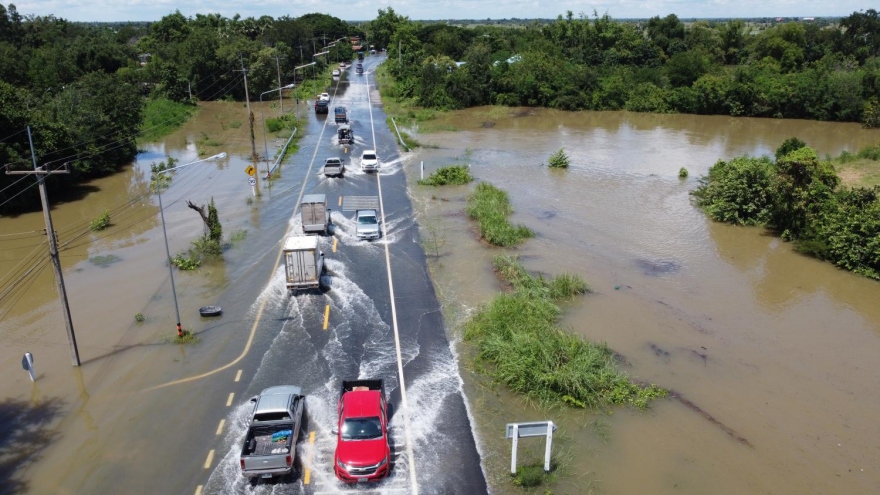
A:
[{"left": 405, "top": 108, "right": 880, "bottom": 494}]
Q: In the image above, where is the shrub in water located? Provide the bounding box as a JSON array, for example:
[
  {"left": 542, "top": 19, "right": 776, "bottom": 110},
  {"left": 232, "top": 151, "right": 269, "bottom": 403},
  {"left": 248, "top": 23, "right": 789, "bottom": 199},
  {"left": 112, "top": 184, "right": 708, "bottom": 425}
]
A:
[
  {"left": 466, "top": 183, "right": 534, "bottom": 247},
  {"left": 547, "top": 148, "right": 570, "bottom": 168},
  {"left": 89, "top": 210, "right": 111, "bottom": 231},
  {"left": 418, "top": 165, "right": 473, "bottom": 186}
]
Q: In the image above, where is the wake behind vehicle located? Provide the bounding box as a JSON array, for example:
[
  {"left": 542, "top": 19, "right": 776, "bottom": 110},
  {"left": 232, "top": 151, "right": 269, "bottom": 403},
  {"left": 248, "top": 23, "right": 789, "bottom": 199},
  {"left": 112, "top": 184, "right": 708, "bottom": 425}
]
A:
[
  {"left": 332, "top": 380, "right": 391, "bottom": 483},
  {"left": 239, "top": 386, "right": 305, "bottom": 479}
]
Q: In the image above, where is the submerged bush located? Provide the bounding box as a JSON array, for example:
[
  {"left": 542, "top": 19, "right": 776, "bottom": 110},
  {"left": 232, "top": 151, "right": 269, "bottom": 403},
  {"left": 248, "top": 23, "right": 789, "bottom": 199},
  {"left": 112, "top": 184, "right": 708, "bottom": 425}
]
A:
[
  {"left": 548, "top": 148, "right": 570, "bottom": 168},
  {"left": 465, "top": 256, "right": 665, "bottom": 410},
  {"left": 466, "top": 182, "right": 534, "bottom": 247},
  {"left": 89, "top": 210, "right": 111, "bottom": 231},
  {"left": 418, "top": 165, "right": 473, "bottom": 186},
  {"left": 691, "top": 156, "right": 775, "bottom": 226}
]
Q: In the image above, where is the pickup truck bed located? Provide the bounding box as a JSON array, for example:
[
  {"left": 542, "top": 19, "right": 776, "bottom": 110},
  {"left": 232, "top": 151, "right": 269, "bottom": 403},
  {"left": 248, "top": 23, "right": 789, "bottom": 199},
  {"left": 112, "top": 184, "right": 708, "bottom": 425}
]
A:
[{"left": 243, "top": 425, "right": 294, "bottom": 456}]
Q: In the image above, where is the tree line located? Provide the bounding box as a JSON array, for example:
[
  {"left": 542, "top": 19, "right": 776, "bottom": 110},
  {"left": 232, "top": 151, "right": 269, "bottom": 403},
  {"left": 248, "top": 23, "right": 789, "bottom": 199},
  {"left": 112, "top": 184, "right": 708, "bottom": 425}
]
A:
[
  {"left": 374, "top": 8, "right": 880, "bottom": 126},
  {"left": 0, "top": 5, "right": 362, "bottom": 214}
]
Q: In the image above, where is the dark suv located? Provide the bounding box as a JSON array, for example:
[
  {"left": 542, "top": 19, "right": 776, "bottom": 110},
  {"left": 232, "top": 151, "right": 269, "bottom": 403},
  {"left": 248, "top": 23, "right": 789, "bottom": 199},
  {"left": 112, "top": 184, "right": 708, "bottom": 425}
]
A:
[{"left": 315, "top": 99, "right": 329, "bottom": 114}]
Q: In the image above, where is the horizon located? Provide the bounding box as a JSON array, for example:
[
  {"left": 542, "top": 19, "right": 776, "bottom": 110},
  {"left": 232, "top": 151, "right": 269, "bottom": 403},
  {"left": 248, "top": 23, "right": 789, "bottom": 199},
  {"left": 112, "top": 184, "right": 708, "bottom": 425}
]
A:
[{"left": 10, "top": 1, "right": 876, "bottom": 24}]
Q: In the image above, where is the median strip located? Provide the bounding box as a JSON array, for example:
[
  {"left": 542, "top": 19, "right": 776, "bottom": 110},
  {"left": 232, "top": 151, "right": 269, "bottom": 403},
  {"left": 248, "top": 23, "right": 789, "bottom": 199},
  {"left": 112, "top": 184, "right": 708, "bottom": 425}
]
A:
[
  {"left": 333, "top": 237, "right": 338, "bottom": 252},
  {"left": 193, "top": 485, "right": 202, "bottom": 495},
  {"left": 304, "top": 431, "right": 316, "bottom": 485}
]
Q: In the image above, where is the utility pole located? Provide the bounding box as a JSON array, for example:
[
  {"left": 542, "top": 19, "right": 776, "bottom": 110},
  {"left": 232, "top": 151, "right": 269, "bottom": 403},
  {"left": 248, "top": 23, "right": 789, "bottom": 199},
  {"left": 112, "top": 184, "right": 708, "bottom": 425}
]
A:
[
  {"left": 6, "top": 127, "right": 80, "bottom": 366},
  {"left": 275, "top": 52, "right": 283, "bottom": 114},
  {"left": 236, "top": 56, "right": 259, "bottom": 161}
]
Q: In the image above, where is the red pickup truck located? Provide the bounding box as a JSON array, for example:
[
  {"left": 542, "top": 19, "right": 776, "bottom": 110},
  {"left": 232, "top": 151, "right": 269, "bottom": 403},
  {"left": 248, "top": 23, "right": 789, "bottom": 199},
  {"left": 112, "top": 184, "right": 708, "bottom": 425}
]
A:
[{"left": 333, "top": 379, "right": 391, "bottom": 482}]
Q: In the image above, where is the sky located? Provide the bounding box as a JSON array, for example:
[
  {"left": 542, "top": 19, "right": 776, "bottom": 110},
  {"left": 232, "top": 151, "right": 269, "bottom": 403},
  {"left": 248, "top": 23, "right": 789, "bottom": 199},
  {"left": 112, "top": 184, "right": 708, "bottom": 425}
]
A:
[{"left": 11, "top": 0, "right": 879, "bottom": 23}]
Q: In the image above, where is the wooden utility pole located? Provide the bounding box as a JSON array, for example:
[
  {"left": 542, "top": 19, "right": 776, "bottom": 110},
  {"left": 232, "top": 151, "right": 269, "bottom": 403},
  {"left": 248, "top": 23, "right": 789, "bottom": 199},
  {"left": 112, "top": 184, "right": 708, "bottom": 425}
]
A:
[{"left": 6, "top": 127, "right": 80, "bottom": 366}]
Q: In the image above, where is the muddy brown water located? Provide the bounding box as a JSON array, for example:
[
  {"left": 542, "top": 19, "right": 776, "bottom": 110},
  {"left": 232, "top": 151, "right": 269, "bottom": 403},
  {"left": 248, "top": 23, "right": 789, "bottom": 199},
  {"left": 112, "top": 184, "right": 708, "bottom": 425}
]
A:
[
  {"left": 403, "top": 108, "right": 880, "bottom": 494},
  {"left": 2, "top": 103, "right": 880, "bottom": 494}
]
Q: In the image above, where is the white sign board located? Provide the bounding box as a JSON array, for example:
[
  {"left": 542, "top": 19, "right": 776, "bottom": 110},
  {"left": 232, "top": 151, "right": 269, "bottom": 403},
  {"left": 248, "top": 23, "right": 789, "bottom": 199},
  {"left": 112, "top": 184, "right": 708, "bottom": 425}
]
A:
[
  {"left": 21, "top": 352, "right": 35, "bottom": 381},
  {"left": 248, "top": 177, "right": 257, "bottom": 186}
]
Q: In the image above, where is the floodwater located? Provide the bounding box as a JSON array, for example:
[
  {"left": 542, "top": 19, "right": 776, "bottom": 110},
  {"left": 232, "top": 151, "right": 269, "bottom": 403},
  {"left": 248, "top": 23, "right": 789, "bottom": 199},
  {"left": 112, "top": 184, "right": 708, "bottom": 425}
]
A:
[
  {"left": 3, "top": 99, "right": 880, "bottom": 495},
  {"left": 403, "top": 108, "right": 880, "bottom": 494}
]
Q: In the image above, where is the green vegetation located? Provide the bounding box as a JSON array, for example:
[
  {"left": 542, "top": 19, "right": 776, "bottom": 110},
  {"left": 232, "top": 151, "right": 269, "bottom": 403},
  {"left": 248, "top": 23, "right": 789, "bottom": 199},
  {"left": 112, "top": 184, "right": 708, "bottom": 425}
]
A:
[
  {"left": 134, "top": 313, "right": 145, "bottom": 322},
  {"left": 265, "top": 113, "right": 298, "bottom": 133},
  {"left": 229, "top": 229, "right": 248, "bottom": 243},
  {"left": 466, "top": 182, "right": 535, "bottom": 247},
  {"left": 547, "top": 148, "right": 570, "bottom": 169},
  {"left": 165, "top": 329, "right": 200, "bottom": 345},
  {"left": 150, "top": 156, "right": 178, "bottom": 191},
  {"left": 172, "top": 197, "right": 224, "bottom": 270},
  {"left": 89, "top": 211, "right": 111, "bottom": 231},
  {"left": 693, "top": 140, "right": 880, "bottom": 279},
  {"left": 679, "top": 167, "right": 689, "bottom": 178},
  {"left": 418, "top": 165, "right": 473, "bottom": 185},
  {"left": 513, "top": 465, "right": 552, "bottom": 487},
  {"left": 140, "top": 98, "right": 197, "bottom": 142},
  {"left": 465, "top": 255, "right": 666, "bottom": 409}
]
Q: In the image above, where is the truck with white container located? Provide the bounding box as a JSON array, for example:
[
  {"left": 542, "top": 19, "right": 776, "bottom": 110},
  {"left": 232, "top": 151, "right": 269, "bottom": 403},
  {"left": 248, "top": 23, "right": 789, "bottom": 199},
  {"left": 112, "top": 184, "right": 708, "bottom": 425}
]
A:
[
  {"left": 283, "top": 235, "right": 326, "bottom": 292},
  {"left": 301, "top": 194, "right": 331, "bottom": 235}
]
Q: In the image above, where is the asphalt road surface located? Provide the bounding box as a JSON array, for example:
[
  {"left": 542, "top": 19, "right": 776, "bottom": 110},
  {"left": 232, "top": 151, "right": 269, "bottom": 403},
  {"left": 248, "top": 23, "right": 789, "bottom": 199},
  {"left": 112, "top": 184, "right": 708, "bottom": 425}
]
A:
[{"left": 193, "top": 54, "right": 490, "bottom": 495}]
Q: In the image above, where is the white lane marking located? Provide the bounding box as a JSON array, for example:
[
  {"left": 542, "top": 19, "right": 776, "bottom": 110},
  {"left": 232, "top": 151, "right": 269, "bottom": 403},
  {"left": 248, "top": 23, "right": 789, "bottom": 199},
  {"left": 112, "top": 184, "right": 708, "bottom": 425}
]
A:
[
  {"left": 365, "top": 68, "right": 419, "bottom": 495},
  {"left": 226, "top": 392, "right": 234, "bottom": 407}
]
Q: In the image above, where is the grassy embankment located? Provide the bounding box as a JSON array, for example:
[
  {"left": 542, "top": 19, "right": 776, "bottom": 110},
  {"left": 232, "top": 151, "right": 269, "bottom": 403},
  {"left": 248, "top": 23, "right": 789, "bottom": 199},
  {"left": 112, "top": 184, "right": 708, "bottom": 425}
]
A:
[
  {"left": 466, "top": 182, "right": 535, "bottom": 247},
  {"left": 139, "top": 98, "right": 198, "bottom": 143},
  {"left": 374, "top": 64, "right": 455, "bottom": 149},
  {"left": 833, "top": 144, "right": 880, "bottom": 188}
]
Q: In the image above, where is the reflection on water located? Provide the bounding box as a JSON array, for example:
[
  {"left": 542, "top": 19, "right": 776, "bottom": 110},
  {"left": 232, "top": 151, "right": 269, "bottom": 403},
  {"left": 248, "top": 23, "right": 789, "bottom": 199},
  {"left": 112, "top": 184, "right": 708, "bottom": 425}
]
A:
[{"left": 408, "top": 107, "right": 880, "bottom": 494}]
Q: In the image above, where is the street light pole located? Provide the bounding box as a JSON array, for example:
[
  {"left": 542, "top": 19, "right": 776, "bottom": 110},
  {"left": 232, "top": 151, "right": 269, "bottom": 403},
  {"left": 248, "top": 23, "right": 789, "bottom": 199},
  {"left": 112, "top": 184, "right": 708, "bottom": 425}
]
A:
[
  {"left": 259, "top": 84, "right": 296, "bottom": 166},
  {"left": 154, "top": 152, "right": 227, "bottom": 337}
]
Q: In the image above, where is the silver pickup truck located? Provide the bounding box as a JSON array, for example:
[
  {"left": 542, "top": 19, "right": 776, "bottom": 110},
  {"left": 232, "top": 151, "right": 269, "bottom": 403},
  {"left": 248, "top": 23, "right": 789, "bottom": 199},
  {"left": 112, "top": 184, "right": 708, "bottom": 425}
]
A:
[{"left": 239, "top": 385, "right": 305, "bottom": 478}]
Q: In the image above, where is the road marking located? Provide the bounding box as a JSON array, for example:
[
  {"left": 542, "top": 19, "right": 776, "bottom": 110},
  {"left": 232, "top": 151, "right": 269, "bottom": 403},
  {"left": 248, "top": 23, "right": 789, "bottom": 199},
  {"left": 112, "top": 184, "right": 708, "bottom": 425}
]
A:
[
  {"left": 194, "top": 485, "right": 202, "bottom": 495},
  {"left": 216, "top": 419, "right": 225, "bottom": 435},
  {"left": 365, "top": 69, "right": 419, "bottom": 495},
  {"left": 338, "top": 195, "right": 342, "bottom": 206},
  {"left": 323, "top": 304, "right": 330, "bottom": 330},
  {"left": 234, "top": 369, "right": 242, "bottom": 382},
  {"left": 204, "top": 450, "right": 214, "bottom": 469},
  {"left": 226, "top": 393, "right": 234, "bottom": 406},
  {"left": 304, "top": 431, "right": 316, "bottom": 485},
  {"left": 333, "top": 237, "right": 337, "bottom": 252}
]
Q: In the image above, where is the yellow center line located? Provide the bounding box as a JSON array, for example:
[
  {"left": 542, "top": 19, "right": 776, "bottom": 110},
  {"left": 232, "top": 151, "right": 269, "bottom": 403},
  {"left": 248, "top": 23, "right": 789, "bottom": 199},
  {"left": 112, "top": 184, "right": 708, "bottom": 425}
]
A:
[
  {"left": 323, "top": 305, "right": 330, "bottom": 330},
  {"left": 234, "top": 369, "right": 242, "bottom": 382},
  {"left": 304, "top": 431, "right": 316, "bottom": 485},
  {"left": 194, "top": 485, "right": 203, "bottom": 495},
  {"left": 226, "top": 392, "right": 235, "bottom": 407},
  {"left": 332, "top": 237, "right": 337, "bottom": 253},
  {"left": 204, "top": 450, "right": 215, "bottom": 469},
  {"left": 338, "top": 195, "right": 342, "bottom": 206},
  {"left": 216, "top": 419, "right": 225, "bottom": 435}
]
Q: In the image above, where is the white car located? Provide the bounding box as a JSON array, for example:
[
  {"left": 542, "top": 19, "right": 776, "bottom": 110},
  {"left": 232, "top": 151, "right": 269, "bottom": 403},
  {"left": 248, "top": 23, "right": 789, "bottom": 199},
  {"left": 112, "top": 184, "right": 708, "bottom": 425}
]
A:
[
  {"left": 339, "top": 62, "right": 346, "bottom": 68},
  {"left": 332, "top": 69, "right": 340, "bottom": 76},
  {"left": 319, "top": 92, "right": 330, "bottom": 101},
  {"left": 360, "top": 150, "right": 379, "bottom": 172}
]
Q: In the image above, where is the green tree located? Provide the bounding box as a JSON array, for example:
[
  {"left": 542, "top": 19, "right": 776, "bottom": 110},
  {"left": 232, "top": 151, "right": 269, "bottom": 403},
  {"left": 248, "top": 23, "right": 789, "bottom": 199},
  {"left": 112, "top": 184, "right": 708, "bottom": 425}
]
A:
[{"left": 771, "top": 147, "right": 839, "bottom": 239}]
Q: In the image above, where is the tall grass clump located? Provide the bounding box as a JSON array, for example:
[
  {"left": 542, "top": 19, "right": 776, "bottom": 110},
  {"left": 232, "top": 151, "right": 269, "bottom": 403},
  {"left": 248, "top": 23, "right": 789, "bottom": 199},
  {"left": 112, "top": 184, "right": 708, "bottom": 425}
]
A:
[
  {"left": 265, "top": 113, "right": 298, "bottom": 133},
  {"left": 139, "top": 98, "right": 197, "bottom": 142},
  {"left": 465, "top": 256, "right": 665, "bottom": 410},
  {"left": 466, "top": 182, "right": 535, "bottom": 247},
  {"left": 418, "top": 165, "right": 473, "bottom": 186}
]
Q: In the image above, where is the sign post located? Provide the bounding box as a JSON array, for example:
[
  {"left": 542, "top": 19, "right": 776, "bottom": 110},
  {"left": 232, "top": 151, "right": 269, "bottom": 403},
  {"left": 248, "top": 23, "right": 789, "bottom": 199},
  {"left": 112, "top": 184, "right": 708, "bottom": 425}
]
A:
[
  {"left": 505, "top": 421, "right": 557, "bottom": 474},
  {"left": 22, "top": 352, "right": 35, "bottom": 381}
]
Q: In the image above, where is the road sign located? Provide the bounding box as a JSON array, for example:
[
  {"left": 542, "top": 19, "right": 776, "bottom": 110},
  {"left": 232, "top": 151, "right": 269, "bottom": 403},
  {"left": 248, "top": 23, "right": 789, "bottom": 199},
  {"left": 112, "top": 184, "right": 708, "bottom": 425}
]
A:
[
  {"left": 22, "top": 352, "right": 35, "bottom": 381},
  {"left": 245, "top": 165, "right": 256, "bottom": 177},
  {"left": 505, "top": 421, "right": 557, "bottom": 439},
  {"left": 248, "top": 177, "right": 256, "bottom": 186}
]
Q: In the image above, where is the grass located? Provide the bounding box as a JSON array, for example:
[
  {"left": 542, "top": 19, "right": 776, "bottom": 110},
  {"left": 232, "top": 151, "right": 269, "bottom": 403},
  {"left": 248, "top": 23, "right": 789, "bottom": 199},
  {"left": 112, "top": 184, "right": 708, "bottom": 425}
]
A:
[
  {"left": 139, "top": 98, "right": 198, "bottom": 143},
  {"left": 466, "top": 182, "right": 535, "bottom": 247},
  {"left": 464, "top": 255, "right": 666, "bottom": 410},
  {"left": 418, "top": 165, "right": 474, "bottom": 186},
  {"left": 164, "top": 329, "right": 200, "bottom": 345},
  {"left": 89, "top": 210, "right": 111, "bottom": 231},
  {"left": 832, "top": 143, "right": 880, "bottom": 188},
  {"left": 547, "top": 148, "right": 570, "bottom": 169}
]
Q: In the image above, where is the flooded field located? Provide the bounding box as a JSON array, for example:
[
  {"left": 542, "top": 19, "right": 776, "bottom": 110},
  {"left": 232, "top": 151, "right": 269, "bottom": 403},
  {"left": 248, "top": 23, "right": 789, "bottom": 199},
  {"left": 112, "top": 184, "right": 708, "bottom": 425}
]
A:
[{"left": 403, "top": 108, "right": 880, "bottom": 494}]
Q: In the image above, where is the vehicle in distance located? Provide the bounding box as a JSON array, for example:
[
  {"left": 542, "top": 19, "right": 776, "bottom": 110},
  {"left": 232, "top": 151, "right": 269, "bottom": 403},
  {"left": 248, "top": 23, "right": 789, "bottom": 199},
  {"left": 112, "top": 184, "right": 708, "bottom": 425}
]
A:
[
  {"left": 339, "top": 62, "right": 346, "bottom": 68},
  {"left": 355, "top": 209, "right": 380, "bottom": 241},
  {"left": 334, "top": 106, "right": 348, "bottom": 124},
  {"left": 324, "top": 157, "right": 345, "bottom": 177},
  {"left": 337, "top": 124, "right": 353, "bottom": 145},
  {"left": 283, "top": 234, "right": 327, "bottom": 292},
  {"left": 356, "top": 63, "right": 363, "bottom": 74},
  {"left": 240, "top": 386, "right": 305, "bottom": 478},
  {"left": 301, "top": 194, "right": 330, "bottom": 235},
  {"left": 333, "top": 379, "right": 391, "bottom": 483},
  {"left": 315, "top": 99, "right": 329, "bottom": 114},
  {"left": 360, "top": 149, "right": 378, "bottom": 172},
  {"left": 319, "top": 92, "right": 330, "bottom": 101},
  {"left": 332, "top": 69, "right": 340, "bottom": 76},
  {"left": 358, "top": 52, "right": 364, "bottom": 61}
]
